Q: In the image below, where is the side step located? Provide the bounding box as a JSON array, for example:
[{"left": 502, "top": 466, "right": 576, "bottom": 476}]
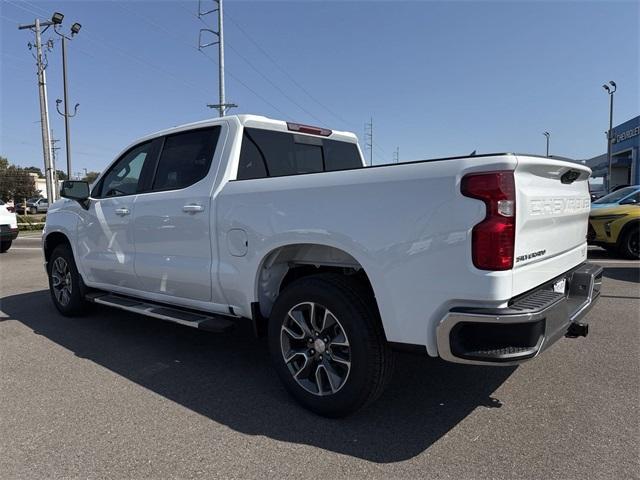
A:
[{"left": 85, "top": 292, "right": 236, "bottom": 333}]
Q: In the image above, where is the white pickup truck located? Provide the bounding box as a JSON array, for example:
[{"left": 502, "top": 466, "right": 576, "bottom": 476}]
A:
[{"left": 44, "top": 114, "right": 602, "bottom": 417}]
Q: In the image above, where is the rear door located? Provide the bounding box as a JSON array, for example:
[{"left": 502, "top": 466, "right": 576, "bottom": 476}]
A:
[
  {"left": 132, "top": 125, "right": 223, "bottom": 303},
  {"left": 512, "top": 155, "right": 592, "bottom": 294}
]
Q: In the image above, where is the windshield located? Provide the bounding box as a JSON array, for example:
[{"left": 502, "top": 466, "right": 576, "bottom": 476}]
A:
[{"left": 593, "top": 186, "right": 638, "bottom": 204}]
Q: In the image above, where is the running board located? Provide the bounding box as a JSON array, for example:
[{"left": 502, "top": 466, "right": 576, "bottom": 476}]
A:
[{"left": 85, "top": 292, "right": 236, "bottom": 333}]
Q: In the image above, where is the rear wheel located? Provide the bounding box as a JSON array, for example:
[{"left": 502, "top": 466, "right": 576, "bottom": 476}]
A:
[
  {"left": 0, "top": 240, "right": 11, "bottom": 253},
  {"left": 48, "top": 244, "right": 89, "bottom": 316},
  {"left": 619, "top": 227, "right": 640, "bottom": 260},
  {"left": 268, "top": 273, "right": 394, "bottom": 417},
  {"left": 29, "top": 206, "right": 37, "bottom": 214}
]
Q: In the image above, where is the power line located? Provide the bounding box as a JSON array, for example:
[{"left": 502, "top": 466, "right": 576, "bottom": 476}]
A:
[
  {"left": 116, "top": 1, "right": 293, "bottom": 119},
  {"left": 222, "top": 9, "right": 392, "bottom": 156},
  {"left": 224, "top": 10, "right": 355, "bottom": 130},
  {"left": 199, "top": 50, "right": 290, "bottom": 118}
]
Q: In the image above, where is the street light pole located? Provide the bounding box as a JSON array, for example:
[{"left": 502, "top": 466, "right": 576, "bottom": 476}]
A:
[
  {"left": 603, "top": 81, "right": 617, "bottom": 192},
  {"left": 543, "top": 131, "right": 550, "bottom": 157},
  {"left": 54, "top": 15, "right": 81, "bottom": 179}
]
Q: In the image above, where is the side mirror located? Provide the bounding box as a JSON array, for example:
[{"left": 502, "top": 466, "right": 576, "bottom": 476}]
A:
[{"left": 60, "top": 180, "right": 90, "bottom": 207}]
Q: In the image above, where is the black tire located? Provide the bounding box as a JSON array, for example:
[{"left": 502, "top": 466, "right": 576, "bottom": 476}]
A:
[
  {"left": 47, "top": 243, "right": 89, "bottom": 316},
  {"left": 619, "top": 226, "right": 640, "bottom": 260},
  {"left": 0, "top": 240, "right": 11, "bottom": 253},
  {"left": 268, "top": 273, "right": 394, "bottom": 417},
  {"left": 29, "top": 206, "right": 37, "bottom": 214}
]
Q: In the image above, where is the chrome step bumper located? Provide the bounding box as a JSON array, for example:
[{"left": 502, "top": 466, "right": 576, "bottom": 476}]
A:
[{"left": 436, "top": 262, "right": 603, "bottom": 365}]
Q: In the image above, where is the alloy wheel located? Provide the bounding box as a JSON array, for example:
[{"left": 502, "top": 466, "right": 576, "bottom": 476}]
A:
[
  {"left": 629, "top": 231, "right": 639, "bottom": 257},
  {"left": 280, "top": 302, "right": 351, "bottom": 396},
  {"left": 51, "top": 257, "right": 72, "bottom": 306}
]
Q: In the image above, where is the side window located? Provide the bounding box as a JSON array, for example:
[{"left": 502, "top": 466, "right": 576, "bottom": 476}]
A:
[
  {"left": 237, "top": 132, "right": 268, "bottom": 180},
  {"left": 625, "top": 192, "right": 640, "bottom": 204},
  {"left": 153, "top": 127, "right": 221, "bottom": 191},
  {"left": 97, "top": 141, "right": 154, "bottom": 198}
]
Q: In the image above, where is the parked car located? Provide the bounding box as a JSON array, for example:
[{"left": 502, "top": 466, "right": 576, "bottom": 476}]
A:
[
  {"left": 588, "top": 204, "right": 640, "bottom": 259},
  {"left": 15, "top": 197, "right": 49, "bottom": 214},
  {"left": 43, "top": 115, "right": 602, "bottom": 417},
  {"left": 591, "top": 185, "right": 640, "bottom": 210},
  {"left": 0, "top": 200, "right": 19, "bottom": 253}
]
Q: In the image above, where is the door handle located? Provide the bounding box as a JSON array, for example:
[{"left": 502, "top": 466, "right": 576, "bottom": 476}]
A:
[
  {"left": 183, "top": 204, "right": 204, "bottom": 213},
  {"left": 114, "top": 207, "right": 130, "bottom": 216}
]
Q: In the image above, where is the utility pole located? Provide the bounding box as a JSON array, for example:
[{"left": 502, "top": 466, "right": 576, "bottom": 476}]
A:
[
  {"left": 393, "top": 146, "right": 399, "bottom": 163},
  {"left": 54, "top": 15, "right": 82, "bottom": 179},
  {"left": 19, "top": 16, "right": 58, "bottom": 202},
  {"left": 198, "top": 0, "right": 236, "bottom": 116},
  {"left": 365, "top": 118, "right": 373, "bottom": 166},
  {"left": 543, "top": 131, "right": 550, "bottom": 157},
  {"left": 51, "top": 131, "right": 60, "bottom": 182},
  {"left": 603, "top": 81, "right": 617, "bottom": 192}
]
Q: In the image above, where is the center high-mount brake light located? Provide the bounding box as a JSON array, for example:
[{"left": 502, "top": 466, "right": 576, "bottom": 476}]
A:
[
  {"left": 461, "top": 171, "right": 516, "bottom": 271},
  {"left": 286, "top": 122, "right": 332, "bottom": 137}
]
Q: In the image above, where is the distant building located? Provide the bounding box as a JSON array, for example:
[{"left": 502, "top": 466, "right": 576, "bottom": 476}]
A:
[
  {"left": 28, "top": 172, "right": 62, "bottom": 199},
  {"left": 584, "top": 115, "right": 640, "bottom": 189}
]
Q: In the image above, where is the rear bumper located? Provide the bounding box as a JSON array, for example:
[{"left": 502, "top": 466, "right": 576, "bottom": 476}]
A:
[
  {"left": 436, "top": 262, "right": 603, "bottom": 365},
  {"left": 0, "top": 225, "right": 19, "bottom": 241}
]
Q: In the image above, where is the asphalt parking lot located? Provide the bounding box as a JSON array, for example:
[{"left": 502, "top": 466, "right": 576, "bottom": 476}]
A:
[{"left": 1, "top": 234, "right": 638, "bottom": 479}]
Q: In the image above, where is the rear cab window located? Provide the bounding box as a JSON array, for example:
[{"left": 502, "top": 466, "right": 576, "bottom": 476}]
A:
[{"left": 237, "top": 128, "right": 362, "bottom": 180}]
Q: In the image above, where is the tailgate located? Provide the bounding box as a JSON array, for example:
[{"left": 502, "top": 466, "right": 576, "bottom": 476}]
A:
[{"left": 512, "top": 155, "right": 591, "bottom": 296}]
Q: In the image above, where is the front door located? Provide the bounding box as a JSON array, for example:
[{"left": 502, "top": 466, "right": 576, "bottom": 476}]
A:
[
  {"left": 76, "top": 139, "right": 160, "bottom": 289},
  {"left": 133, "top": 126, "right": 223, "bottom": 303}
]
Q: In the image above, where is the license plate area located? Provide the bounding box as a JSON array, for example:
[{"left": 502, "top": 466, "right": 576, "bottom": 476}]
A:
[{"left": 552, "top": 277, "right": 567, "bottom": 294}]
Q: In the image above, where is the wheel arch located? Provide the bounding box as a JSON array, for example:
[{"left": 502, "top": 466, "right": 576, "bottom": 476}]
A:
[
  {"left": 253, "top": 243, "right": 383, "bottom": 336},
  {"left": 617, "top": 218, "right": 640, "bottom": 244},
  {"left": 616, "top": 218, "right": 640, "bottom": 251},
  {"left": 43, "top": 231, "right": 73, "bottom": 263}
]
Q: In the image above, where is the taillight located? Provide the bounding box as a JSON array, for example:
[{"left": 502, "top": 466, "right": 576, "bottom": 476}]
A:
[{"left": 461, "top": 171, "right": 516, "bottom": 270}]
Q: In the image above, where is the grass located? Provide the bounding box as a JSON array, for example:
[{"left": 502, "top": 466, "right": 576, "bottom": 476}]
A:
[{"left": 17, "top": 214, "right": 46, "bottom": 231}]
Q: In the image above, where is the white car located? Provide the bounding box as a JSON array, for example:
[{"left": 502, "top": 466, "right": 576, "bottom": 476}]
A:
[
  {"left": 0, "top": 200, "right": 19, "bottom": 253},
  {"left": 43, "top": 115, "right": 602, "bottom": 416}
]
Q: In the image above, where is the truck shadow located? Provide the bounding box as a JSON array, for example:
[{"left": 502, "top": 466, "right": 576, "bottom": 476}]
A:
[
  {"left": 602, "top": 267, "right": 640, "bottom": 284},
  {"left": 1, "top": 290, "right": 515, "bottom": 463}
]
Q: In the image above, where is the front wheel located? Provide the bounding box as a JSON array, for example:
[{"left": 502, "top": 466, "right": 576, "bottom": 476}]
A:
[
  {"left": 48, "top": 244, "right": 90, "bottom": 316},
  {"left": 29, "top": 206, "right": 37, "bottom": 215},
  {"left": 619, "top": 227, "right": 640, "bottom": 260},
  {"left": 268, "top": 273, "right": 394, "bottom": 417},
  {"left": 0, "top": 240, "right": 11, "bottom": 253}
]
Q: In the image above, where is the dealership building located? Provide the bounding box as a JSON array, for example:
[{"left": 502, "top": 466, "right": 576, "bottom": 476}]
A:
[{"left": 586, "top": 115, "right": 640, "bottom": 189}]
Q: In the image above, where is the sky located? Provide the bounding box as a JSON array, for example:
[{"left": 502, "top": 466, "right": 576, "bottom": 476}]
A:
[{"left": 1, "top": 0, "right": 639, "bottom": 176}]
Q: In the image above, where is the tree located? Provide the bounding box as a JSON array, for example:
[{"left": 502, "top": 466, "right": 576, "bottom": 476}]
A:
[
  {"left": 0, "top": 161, "right": 38, "bottom": 202},
  {"left": 56, "top": 170, "right": 68, "bottom": 181},
  {"left": 24, "top": 166, "right": 44, "bottom": 177},
  {"left": 82, "top": 171, "right": 100, "bottom": 184}
]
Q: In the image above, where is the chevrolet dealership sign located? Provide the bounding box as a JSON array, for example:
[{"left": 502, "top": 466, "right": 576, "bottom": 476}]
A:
[{"left": 612, "top": 125, "right": 640, "bottom": 144}]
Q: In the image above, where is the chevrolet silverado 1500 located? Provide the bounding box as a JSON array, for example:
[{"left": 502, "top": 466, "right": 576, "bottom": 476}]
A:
[{"left": 44, "top": 115, "right": 602, "bottom": 416}]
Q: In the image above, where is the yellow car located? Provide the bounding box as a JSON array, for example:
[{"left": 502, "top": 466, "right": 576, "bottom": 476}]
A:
[{"left": 588, "top": 204, "right": 640, "bottom": 259}]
